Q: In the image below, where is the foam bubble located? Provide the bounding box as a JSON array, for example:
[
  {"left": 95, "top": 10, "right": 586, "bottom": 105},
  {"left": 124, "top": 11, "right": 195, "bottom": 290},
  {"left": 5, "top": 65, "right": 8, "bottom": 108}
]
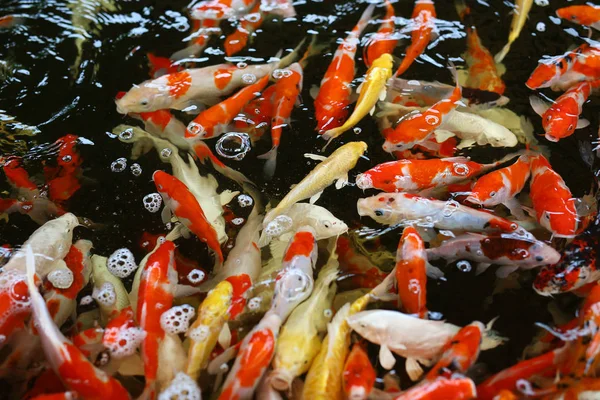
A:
[
  {"left": 107, "top": 248, "right": 137, "bottom": 278},
  {"left": 93, "top": 282, "right": 116, "bottom": 307},
  {"left": 160, "top": 304, "right": 196, "bottom": 335},
  {"left": 264, "top": 215, "right": 293, "bottom": 238},
  {"left": 237, "top": 194, "right": 253, "bottom": 208},
  {"left": 189, "top": 325, "right": 210, "bottom": 342},
  {"left": 80, "top": 295, "right": 93, "bottom": 306},
  {"left": 143, "top": 193, "right": 162, "bottom": 213},
  {"left": 47, "top": 269, "right": 74, "bottom": 289},
  {"left": 103, "top": 326, "right": 146, "bottom": 359},
  {"left": 187, "top": 269, "right": 206, "bottom": 284},
  {"left": 111, "top": 158, "right": 127, "bottom": 172},
  {"left": 355, "top": 174, "right": 373, "bottom": 189},
  {"left": 158, "top": 372, "right": 202, "bottom": 400},
  {"left": 247, "top": 297, "right": 261, "bottom": 311},
  {"left": 0, "top": 271, "right": 31, "bottom": 329},
  {"left": 232, "top": 218, "right": 244, "bottom": 226},
  {"left": 130, "top": 163, "right": 142, "bottom": 177}
]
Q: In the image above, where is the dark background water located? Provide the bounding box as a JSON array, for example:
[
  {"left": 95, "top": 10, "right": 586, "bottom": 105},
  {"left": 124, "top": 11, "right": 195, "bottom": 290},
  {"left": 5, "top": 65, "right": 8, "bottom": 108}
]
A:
[{"left": 0, "top": 0, "right": 599, "bottom": 385}]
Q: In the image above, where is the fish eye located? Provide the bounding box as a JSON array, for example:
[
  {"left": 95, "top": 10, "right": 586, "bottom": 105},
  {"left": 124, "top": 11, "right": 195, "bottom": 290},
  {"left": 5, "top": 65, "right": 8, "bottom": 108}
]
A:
[
  {"left": 374, "top": 210, "right": 384, "bottom": 217},
  {"left": 568, "top": 124, "right": 574, "bottom": 131},
  {"left": 489, "top": 191, "right": 496, "bottom": 197},
  {"left": 322, "top": 221, "right": 331, "bottom": 229},
  {"left": 545, "top": 213, "right": 551, "bottom": 220},
  {"left": 535, "top": 256, "right": 544, "bottom": 262},
  {"left": 140, "top": 100, "right": 149, "bottom": 106}
]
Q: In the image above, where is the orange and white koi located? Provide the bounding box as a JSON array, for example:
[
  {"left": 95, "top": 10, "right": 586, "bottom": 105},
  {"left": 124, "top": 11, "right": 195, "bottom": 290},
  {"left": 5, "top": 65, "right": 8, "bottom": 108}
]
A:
[
  {"left": 2, "top": 156, "right": 37, "bottom": 194},
  {"left": 395, "top": 226, "right": 428, "bottom": 318},
  {"left": 153, "top": 170, "right": 223, "bottom": 264},
  {"left": 191, "top": 0, "right": 254, "bottom": 21},
  {"left": 383, "top": 65, "right": 461, "bottom": 152},
  {"left": 234, "top": 84, "right": 276, "bottom": 142},
  {"left": 530, "top": 81, "right": 595, "bottom": 142},
  {"left": 170, "top": 18, "right": 220, "bottom": 61},
  {"left": 395, "top": 0, "right": 436, "bottom": 76},
  {"left": 314, "top": 4, "right": 375, "bottom": 133},
  {"left": 136, "top": 240, "right": 177, "bottom": 399},
  {"left": 357, "top": 193, "right": 520, "bottom": 233},
  {"left": 494, "top": 0, "right": 533, "bottom": 63},
  {"left": 556, "top": 5, "right": 600, "bottom": 30},
  {"left": 102, "top": 306, "right": 144, "bottom": 360},
  {"left": 394, "top": 377, "right": 477, "bottom": 400},
  {"left": 342, "top": 342, "right": 376, "bottom": 400},
  {"left": 529, "top": 155, "right": 578, "bottom": 238},
  {"left": 258, "top": 62, "right": 303, "bottom": 178},
  {"left": 525, "top": 45, "right": 586, "bottom": 90},
  {"left": 364, "top": 1, "right": 397, "bottom": 68},
  {"left": 224, "top": 2, "right": 264, "bottom": 56},
  {"left": 185, "top": 74, "right": 271, "bottom": 139},
  {"left": 465, "top": 154, "right": 531, "bottom": 219},
  {"left": 147, "top": 53, "right": 181, "bottom": 79},
  {"left": 24, "top": 246, "right": 130, "bottom": 400},
  {"left": 337, "top": 236, "right": 387, "bottom": 290},
  {"left": 0, "top": 15, "right": 22, "bottom": 29}
]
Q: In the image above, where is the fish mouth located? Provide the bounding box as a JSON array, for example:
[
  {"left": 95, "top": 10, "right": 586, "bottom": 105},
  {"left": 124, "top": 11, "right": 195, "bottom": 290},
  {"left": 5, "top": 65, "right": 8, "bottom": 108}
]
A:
[
  {"left": 356, "top": 199, "right": 368, "bottom": 216},
  {"left": 355, "top": 174, "right": 372, "bottom": 190},
  {"left": 270, "top": 370, "right": 293, "bottom": 391},
  {"left": 115, "top": 100, "right": 128, "bottom": 115}
]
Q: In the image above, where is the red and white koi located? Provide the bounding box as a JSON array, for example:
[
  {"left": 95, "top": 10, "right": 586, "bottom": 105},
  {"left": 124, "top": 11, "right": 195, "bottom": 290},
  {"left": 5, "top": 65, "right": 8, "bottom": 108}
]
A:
[
  {"left": 234, "top": 84, "right": 276, "bottom": 142},
  {"left": 556, "top": 5, "right": 600, "bottom": 31},
  {"left": 363, "top": 1, "right": 397, "bottom": 68},
  {"left": 394, "top": 377, "right": 477, "bottom": 400},
  {"left": 342, "top": 342, "right": 376, "bottom": 400},
  {"left": 395, "top": 226, "right": 428, "bottom": 318},
  {"left": 395, "top": 0, "right": 437, "bottom": 77},
  {"left": 224, "top": 2, "right": 264, "bottom": 56},
  {"left": 190, "top": 0, "right": 254, "bottom": 21}
]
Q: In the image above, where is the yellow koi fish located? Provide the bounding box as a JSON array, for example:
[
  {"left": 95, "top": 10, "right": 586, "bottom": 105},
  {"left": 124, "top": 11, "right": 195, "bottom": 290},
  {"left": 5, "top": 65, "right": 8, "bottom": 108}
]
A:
[{"left": 494, "top": 0, "right": 534, "bottom": 63}]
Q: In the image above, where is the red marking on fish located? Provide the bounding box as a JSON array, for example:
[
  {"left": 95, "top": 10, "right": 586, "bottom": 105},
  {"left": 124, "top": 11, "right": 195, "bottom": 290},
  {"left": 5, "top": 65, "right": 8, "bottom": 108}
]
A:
[
  {"left": 396, "top": 226, "right": 427, "bottom": 317},
  {"left": 166, "top": 71, "right": 192, "bottom": 98},
  {"left": 283, "top": 231, "right": 316, "bottom": 263}
]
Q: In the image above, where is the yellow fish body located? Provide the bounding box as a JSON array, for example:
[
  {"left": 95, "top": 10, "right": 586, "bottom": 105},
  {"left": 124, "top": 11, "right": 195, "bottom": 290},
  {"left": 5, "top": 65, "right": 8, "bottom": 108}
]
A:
[{"left": 494, "top": 0, "right": 534, "bottom": 63}]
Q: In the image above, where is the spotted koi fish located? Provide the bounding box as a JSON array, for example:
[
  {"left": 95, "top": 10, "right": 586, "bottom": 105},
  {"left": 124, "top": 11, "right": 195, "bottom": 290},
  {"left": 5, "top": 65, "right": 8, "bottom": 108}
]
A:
[
  {"left": 556, "top": 5, "right": 600, "bottom": 30},
  {"left": 224, "top": 2, "right": 264, "bottom": 56}
]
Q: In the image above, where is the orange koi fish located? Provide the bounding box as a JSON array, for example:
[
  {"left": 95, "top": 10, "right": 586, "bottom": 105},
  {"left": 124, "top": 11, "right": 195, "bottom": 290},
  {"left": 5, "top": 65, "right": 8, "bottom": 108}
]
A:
[
  {"left": 44, "top": 134, "right": 83, "bottom": 202},
  {"left": 395, "top": 226, "right": 427, "bottom": 318},
  {"left": 363, "top": 1, "right": 397, "bottom": 68},
  {"left": 425, "top": 322, "right": 484, "bottom": 380},
  {"left": 0, "top": 15, "right": 22, "bottom": 29},
  {"left": 529, "top": 155, "right": 578, "bottom": 238},
  {"left": 383, "top": 65, "right": 461, "bottom": 152},
  {"left": 465, "top": 154, "right": 531, "bottom": 219},
  {"left": 525, "top": 45, "right": 584, "bottom": 90},
  {"left": 153, "top": 170, "right": 223, "bottom": 264},
  {"left": 342, "top": 342, "right": 376, "bottom": 400},
  {"left": 234, "top": 84, "right": 276, "bottom": 142},
  {"left": 136, "top": 240, "right": 177, "bottom": 399},
  {"left": 224, "top": 2, "right": 264, "bottom": 56},
  {"left": 394, "top": 377, "right": 477, "bottom": 400},
  {"left": 2, "top": 157, "right": 37, "bottom": 192},
  {"left": 337, "top": 236, "right": 387, "bottom": 290},
  {"left": 147, "top": 53, "right": 182, "bottom": 79},
  {"left": 530, "top": 81, "right": 595, "bottom": 142},
  {"left": 314, "top": 4, "right": 375, "bottom": 133},
  {"left": 102, "top": 306, "right": 142, "bottom": 360},
  {"left": 170, "top": 18, "right": 220, "bottom": 61},
  {"left": 556, "top": 5, "right": 600, "bottom": 30},
  {"left": 259, "top": 63, "right": 303, "bottom": 179},
  {"left": 185, "top": 74, "right": 271, "bottom": 139},
  {"left": 24, "top": 246, "right": 130, "bottom": 400},
  {"left": 395, "top": 0, "right": 436, "bottom": 77}
]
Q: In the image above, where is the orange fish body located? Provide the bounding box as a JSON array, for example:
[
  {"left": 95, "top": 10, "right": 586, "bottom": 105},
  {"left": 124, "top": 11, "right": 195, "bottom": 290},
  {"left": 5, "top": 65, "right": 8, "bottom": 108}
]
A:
[
  {"left": 556, "top": 5, "right": 600, "bottom": 30},
  {"left": 337, "top": 236, "right": 387, "bottom": 289},
  {"left": 3, "top": 157, "right": 37, "bottom": 192},
  {"left": 464, "top": 27, "right": 505, "bottom": 94},
  {"left": 342, "top": 342, "right": 376, "bottom": 400},
  {"left": 395, "top": 226, "right": 427, "bottom": 318},
  {"left": 234, "top": 84, "right": 276, "bottom": 142},
  {"left": 394, "top": 377, "right": 476, "bottom": 400},
  {"left": 526, "top": 45, "right": 584, "bottom": 89},
  {"left": 224, "top": 2, "right": 264, "bottom": 56},
  {"left": 364, "top": 1, "right": 397, "bottom": 68},
  {"left": 153, "top": 170, "right": 223, "bottom": 263},
  {"left": 395, "top": 0, "right": 436, "bottom": 76}
]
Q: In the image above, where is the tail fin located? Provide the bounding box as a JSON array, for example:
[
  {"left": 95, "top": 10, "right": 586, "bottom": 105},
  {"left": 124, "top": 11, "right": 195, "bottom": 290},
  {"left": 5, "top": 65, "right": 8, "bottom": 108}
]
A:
[
  {"left": 257, "top": 147, "right": 278, "bottom": 180},
  {"left": 277, "top": 38, "right": 307, "bottom": 69},
  {"left": 355, "top": 4, "right": 376, "bottom": 36},
  {"left": 191, "top": 141, "right": 256, "bottom": 188},
  {"left": 299, "top": 34, "right": 328, "bottom": 69}
]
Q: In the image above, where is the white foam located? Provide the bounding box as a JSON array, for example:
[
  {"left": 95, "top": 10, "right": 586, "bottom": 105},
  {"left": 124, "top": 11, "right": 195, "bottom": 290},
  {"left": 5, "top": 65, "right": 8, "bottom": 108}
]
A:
[
  {"left": 160, "top": 304, "right": 196, "bottom": 335},
  {"left": 264, "top": 215, "right": 293, "bottom": 238},
  {"left": 158, "top": 372, "right": 202, "bottom": 400},
  {"left": 143, "top": 193, "right": 162, "bottom": 213},
  {"left": 187, "top": 269, "right": 206, "bottom": 285},
  {"left": 80, "top": 295, "right": 93, "bottom": 306},
  {"left": 92, "top": 282, "right": 116, "bottom": 307},
  {"left": 47, "top": 269, "right": 74, "bottom": 289},
  {"left": 237, "top": 194, "right": 253, "bottom": 208},
  {"left": 107, "top": 248, "right": 137, "bottom": 278},
  {"left": 103, "top": 326, "right": 146, "bottom": 359},
  {"left": 0, "top": 271, "right": 31, "bottom": 328}
]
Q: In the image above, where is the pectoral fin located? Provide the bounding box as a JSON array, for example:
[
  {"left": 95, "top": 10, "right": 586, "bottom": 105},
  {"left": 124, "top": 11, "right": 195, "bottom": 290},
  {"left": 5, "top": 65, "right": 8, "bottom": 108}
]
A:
[
  {"left": 405, "top": 357, "right": 424, "bottom": 381},
  {"left": 379, "top": 345, "right": 396, "bottom": 370},
  {"left": 304, "top": 153, "right": 327, "bottom": 162},
  {"left": 309, "top": 191, "right": 323, "bottom": 204},
  {"left": 577, "top": 118, "right": 590, "bottom": 129},
  {"left": 496, "top": 265, "right": 519, "bottom": 279},
  {"left": 504, "top": 198, "right": 526, "bottom": 220},
  {"left": 529, "top": 96, "right": 550, "bottom": 117},
  {"left": 335, "top": 173, "right": 349, "bottom": 190},
  {"left": 426, "top": 262, "right": 445, "bottom": 280},
  {"left": 434, "top": 129, "right": 456, "bottom": 143},
  {"left": 457, "top": 138, "right": 476, "bottom": 149},
  {"left": 309, "top": 85, "right": 320, "bottom": 100},
  {"left": 218, "top": 323, "right": 232, "bottom": 350},
  {"left": 161, "top": 206, "right": 172, "bottom": 225},
  {"left": 219, "top": 190, "right": 239, "bottom": 206}
]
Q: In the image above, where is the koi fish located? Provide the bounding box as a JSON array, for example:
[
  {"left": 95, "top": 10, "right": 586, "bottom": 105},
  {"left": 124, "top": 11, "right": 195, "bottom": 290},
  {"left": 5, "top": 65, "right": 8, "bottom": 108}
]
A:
[
  {"left": 395, "top": 226, "right": 428, "bottom": 318},
  {"left": 136, "top": 240, "right": 177, "bottom": 399},
  {"left": 530, "top": 81, "right": 594, "bottom": 142},
  {"left": 556, "top": 5, "right": 600, "bottom": 30},
  {"left": 363, "top": 1, "right": 397, "bottom": 68},
  {"left": 147, "top": 53, "right": 181, "bottom": 79},
  {"left": 190, "top": 0, "right": 254, "bottom": 21},
  {"left": 153, "top": 170, "right": 223, "bottom": 264},
  {"left": 258, "top": 62, "right": 303, "bottom": 178},
  {"left": 383, "top": 65, "right": 462, "bottom": 152},
  {"left": 234, "top": 84, "right": 276, "bottom": 142},
  {"left": 314, "top": 4, "right": 375, "bottom": 133},
  {"left": 170, "top": 18, "right": 220, "bottom": 61},
  {"left": 3, "top": 156, "right": 37, "bottom": 193},
  {"left": 322, "top": 53, "right": 393, "bottom": 142},
  {"left": 395, "top": 0, "right": 437, "bottom": 76},
  {"left": 342, "top": 342, "right": 376, "bottom": 400},
  {"left": 0, "top": 15, "right": 22, "bottom": 29},
  {"left": 337, "top": 236, "right": 388, "bottom": 290},
  {"left": 224, "top": 2, "right": 264, "bottom": 56},
  {"left": 24, "top": 246, "right": 130, "bottom": 400},
  {"left": 465, "top": 154, "right": 531, "bottom": 218},
  {"left": 494, "top": 0, "right": 533, "bottom": 63},
  {"left": 263, "top": 141, "right": 367, "bottom": 225},
  {"left": 357, "top": 193, "right": 520, "bottom": 233},
  {"left": 185, "top": 74, "right": 271, "bottom": 139},
  {"left": 529, "top": 155, "right": 578, "bottom": 238},
  {"left": 427, "top": 233, "right": 560, "bottom": 278},
  {"left": 394, "top": 377, "right": 477, "bottom": 400},
  {"left": 525, "top": 45, "right": 585, "bottom": 90}
]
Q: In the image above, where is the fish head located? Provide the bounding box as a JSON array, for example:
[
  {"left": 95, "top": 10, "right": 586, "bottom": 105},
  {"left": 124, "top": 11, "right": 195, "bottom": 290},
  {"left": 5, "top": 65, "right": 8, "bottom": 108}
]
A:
[
  {"left": 528, "top": 240, "right": 561, "bottom": 266},
  {"left": 467, "top": 174, "right": 505, "bottom": 206},
  {"left": 526, "top": 55, "right": 571, "bottom": 90},
  {"left": 542, "top": 108, "right": 577, "bottom": 142},
  {"left": 556, "top": 6, "right": 588, "bottom": 25},
  {"left": 115, "top": 82, "right": 170, "bottom": 114},
  {"left": 304, "top": 205, "right": 348, "bottom": 239},
  {"left": 357, "top": 195, "right": 396, "bottom": 225},
  {"left": 152, "top": 170, "right": 180, "bottom": 205},
  {"left": 539, "top": 209, "right": 577, "bottom": 239},
  {"left": 347, "top": 310, "right": 389, "bottom": 341}
]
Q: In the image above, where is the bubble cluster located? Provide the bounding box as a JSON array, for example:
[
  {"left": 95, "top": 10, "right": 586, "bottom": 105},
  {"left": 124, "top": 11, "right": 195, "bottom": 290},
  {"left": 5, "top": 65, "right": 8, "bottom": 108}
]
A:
[
  {"left": 216, "top": 132, "right": 251, "bottom": 160},
  {"left": 161, "top": 148, "right": 173, "bottom": 158},
  {"left": 189, "top": 325, "right": 210, "bottom": 342},
  {"left": 187, "top": 269, "right": 206, "bottom": 284},
  {"left": 158, "top": 372, "right": 202, "bottom": 400},
  {"left": 80, "top": 295, "right": 93, "bottom": 306},
  {"left": 107, "top": 248, "right": 137, "bottom": 278},
  {"left": 143, "top": 193, "right": 162, "bottom": 213},
  {"left": 237, "top": 194, "right": 253, "bottom": 208},
  {"left": 247, "top": 297, "right": 261, "bottom": 311},
  {"left": 93, "top": 282, "right": 117, "bottom": 307},
  {"left": 130, "top": 163, "right": 142, "bottom": 177},
  {"left": 160, "top": 304, "right": 196, "bottom": 335},
  {"left": 232, "top": 217, "right": 244, "bottom": 226},
  {"left": 263, "top": 215, "right": 293, "bottom": 238},
  {"left": 111, "top": 158, "right": 127, "bottom": 172},
  {"left": 0, "top": 271, "right": 31, "bottom": 328},
  {"left": 103, "top": 326, "right": 145, "bottom": 359},
  {"left": 242, "top": 73, "right": 257, "bottom": 84},
  {"left": 355, "top": 174, "right": 373, "bottom": 190},
  {"left": 236, "top": 62, "right": 248, "bottom": 69},
  {"left": 47, "top": 269, "right": 74, "bottom": 289}
]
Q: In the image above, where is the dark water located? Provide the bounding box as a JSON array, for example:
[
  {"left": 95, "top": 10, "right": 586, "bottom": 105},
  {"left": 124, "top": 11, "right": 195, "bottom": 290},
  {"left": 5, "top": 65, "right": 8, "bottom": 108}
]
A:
[{"left": 0, "top": 0, "right": 599, "bottom": 390}]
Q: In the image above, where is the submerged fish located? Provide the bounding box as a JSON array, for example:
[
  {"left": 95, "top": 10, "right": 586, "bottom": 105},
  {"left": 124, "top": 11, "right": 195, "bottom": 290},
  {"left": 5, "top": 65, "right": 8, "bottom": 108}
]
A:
[{"left": 494, "top": 0, "right": 533, "bottom": 63}]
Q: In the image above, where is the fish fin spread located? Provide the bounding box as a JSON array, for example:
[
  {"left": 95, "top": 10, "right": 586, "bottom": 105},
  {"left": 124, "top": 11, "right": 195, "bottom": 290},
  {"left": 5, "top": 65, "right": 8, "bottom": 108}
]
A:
[
  {"left": 369, "top": 106, "right": 376, "bottom": 116},
  {"left": 496, "top": 265, "right": 519, "bottom": 279},
  {"left": 180, "top": 226, "right": 192, "bottom": 239},
  {"left": 309, "top": 191, "right": 323, "bottom": 204},
  {"left": 475, "top": 263, "right": 492, "bottom": 276},
  {"left": 356, "top": 81, "right": 364, "bottom": 95},
  {"left": 521, "top": 205, "right": 536, "bottom": 219},
  {"left": 577, "top": 118, "right": 590, "bottom": 129},
  {"left": 309, "top": 85, "right": 320, "bottom": 100},
  {"left": 161, "top": 205, "right": 173, "bottom": 225},
  {"left": 258, "top": 147, "right": 278, "bottom": 180},
  {"left": 529, "top": 96, "right": 550, "bottom": 117},
  {"left": 269, "top": 238, "right": 288, "bottom": 261},
  {"left": 378, "top": 87, "right": 387, "bottom": 102},
  {"left": 219, "top": 190, "right": 239, "bottom": 206},
  {"left": 434, "top": 129, "right": 456, "bottom": 142},
  {"left": 379, "top": 345, "right": 396, "bottom": 370},
  {"left": 457, "top": 138, "right": 476, "bottom": 149},
  {"left": 218, "top": 322, "right": 232, "bottom": 350},
  {"left": 504, "top": 198, "right": 526, "bottom": 220},
  {"left": 304, "top": 153, "right": 327, "bottom": 162},
  {"left": 405, "top": 358, "right": 424, "bottom": 381},
  {"left": 425, "top": 262, "right": 445, "bottom": 280},
  {"left": 335, "top": 174, "right": 349, "bottom": 190}
]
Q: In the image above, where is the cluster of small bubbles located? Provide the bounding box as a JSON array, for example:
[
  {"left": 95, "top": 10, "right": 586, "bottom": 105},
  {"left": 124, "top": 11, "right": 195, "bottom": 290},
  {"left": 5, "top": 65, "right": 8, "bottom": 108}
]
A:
[
  {"left": 236, "top": 61, "right": 248, "bottom": 69},
  {"left": 534, "top": 0, "right": 548, "bottom": 6},
  {"left": 103, "top": 326, "right": 146, "bottom": 359},
  {"left": 62, "top": 155, "right": 72, "bottom": 163},
  {"left": 453, "top": 164, "right": 469, "bottom": 176},
  {"left": 353, "top": 127, "right": 362, "bottom": 134},
  {"left": 160, "top": 304, "right": 196, "bottom": 335},
  {"left": 216, "top": 132, "right": 251, "bottom": 160},
  {"left": 187, "top": 269, "right": 206, "bottom": 284},
  {"left": 272, "top": 69, "right": 292, "bottom": 79},
  {"left": 107, "top": 248, "right": 137, "bottom": 278},
  {"left": 536, "top": 22, "right": 546, "bottom": 32},
  {"left": 442, "top": 200, "right": 460, "bottom": 218},
  {"left": 160, "top": 148, "right": 173, "bottom": 158},
  {"left": 189, "top": 325, "right": 210, "bottom": 342},
  {"left": 119, "top": 128, "right": 134, "bottom": 140},
  {"left": 111, "top": 158, "right": 127, "bottom": 173},
  {"left": 276, "top": 269, "right": 313, "bottom": 303},
  {"left": 0, "top": 271, "right": 30, "bottom": 308},
  {"left": 92, "top": 282, "right": 117, "bottom": 307},
  {"left": 47, "top": 269, "right": 74, "bottom": 289},
  {"left": 242, "top": 73, "right": 257, "bottom": 84},
  {"left": 355, "top": 174, "right": 373, "bottom": 190},
  {"left": 158, "top": 372, "right": 202, "bottom": 400},
  {"left": 264, "top": 215, "right": 293, "bottom": 238},
  {"left": 130, "top": 163, "right": 142, "bottom": 177},
  {"left": 232, "top": 217, "right": 245, "bottom": 226},
  {"left": 456, "top": 260, "right": 472, "bottom": 272},
  {"left": 237, "top": 194, "right": 253, "bottom": 207},
  {"left": 80, "top": 295, "right": 93, "bottom": 306},
  {"left": 247, "top": 296, "right": 261, "bottom": 311},
  {"left": 143, "top": 193, "right": 162, "bottom": 213},
  {"left": 323, "top": 309, "right": 333, "bottom": 318},
  {"left": 407, "top": 278, "right": 421, "bottom": 294}
]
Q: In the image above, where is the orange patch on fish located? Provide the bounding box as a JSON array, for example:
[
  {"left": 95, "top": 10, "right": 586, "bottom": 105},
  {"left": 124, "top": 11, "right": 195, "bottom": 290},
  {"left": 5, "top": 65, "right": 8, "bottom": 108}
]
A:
[
  {"left": 214, "top": 68, "right": 235, "bottom": 90},
  {"left": 167, "top": 71, "right": 192, "bottom": 98},
  {"left": 283, "top": 231, "right": 316, "bottom": 262}
]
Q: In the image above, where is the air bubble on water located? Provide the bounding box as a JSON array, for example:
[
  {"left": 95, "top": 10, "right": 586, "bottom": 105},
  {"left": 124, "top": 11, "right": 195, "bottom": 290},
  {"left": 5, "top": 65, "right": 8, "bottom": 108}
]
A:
[
  {"left": 62, "top": 155, "right": 72, "bottom": 163},
  {"left": 324, "top": 309, "right": 332, "bottom": 318},
  {"left": 189, "top": 325, "right": 209, "bottom": 342},
  {"left": 408, "top": 278, "right": 421, "bottom": 294},
  {"left": 453, "top": 164, "right": 469, "bottom": 176},
  {"left": 442, "top": 200, "right": 460, "bottom": 218},
  {"left": 272, "top": 69, "right": 285, "bottom": 79},
  {"left": 80, "top": 295, "right": 93, "bottom": 306},
  {"left": 439, "top": 230, "right": 455, "bottom": 238},
  {"left": 232, "top": 217, "right": 244, "bottom": 226},
  {"left": 237, "top": 194, "right": 253, "bottom": 207},
  {"left": 130, "top": 163, "right": 142, "bottom": 177},
  {"left": 276, "top": 269, "right": 313, "bottom": 303},
  {"left": 536, "top": 22, "right": 546, "bottom": 32},
  {"left": 534, "top": 0, "right": 548, "bottom": 6},
  {"left": 143, "top": 193, "right": 162, "bottom": 213},
  {"left": 160, "top": 148, "right": 172, "bottom": 158},
  {"left": 242, "top": 73, "right": 257, "bottom": 84},
  {"left": 161, "top": 304, "right": 196, "bottom": 335},
  {"left": 516, "top": 379, "right": 535, "bottom": 396},
  {"left": 456, "top": 260, "right": 472, "bottom": 272},
  {"left": 111, "top": 158, "right": 127, "bottom": 172},
  {"left": 187, "top": 269, "right": 206, "bottom": 284},
  {"left": 104, "top": 326, "right": 145, "bottom": 359},
  {"left": 107, "top": 248, "right": 137, "bottom": 278},
  {"left": 93, "top": 282, "right": 116, "bottom": 307},
  {"left": 158, "top": 372, "right": 202, "bottom": 400},
  {"left": 264, "top": 215, "right": 293, "bottom": 239},
  {"left": 353, "top": 127, "right": 362, "bottom": 134},
  {"left": 247, "top": 297, "right": 261, "bottom": 310},
  {"left": 48, "top": 269, "right": 74, "bottom": 289},
  {"left": 119, "top": 128, "right": 134, "bottom": 140},
  {"left": 216, "top": 132, "right": 251, "bottom": 160},
  {"left": 236, "top": 61, "right": 248, "bottom": 69},
  {"left": 549, "top": 16, "right": 561, "bottom": 25}
]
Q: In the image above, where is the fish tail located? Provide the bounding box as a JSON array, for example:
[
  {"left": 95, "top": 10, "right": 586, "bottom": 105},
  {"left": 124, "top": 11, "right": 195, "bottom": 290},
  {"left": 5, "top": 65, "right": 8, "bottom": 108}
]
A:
[
  {"left": 494, "top": 42, "right": 511, "bottom": 63},
  {"left": 277, "top": 38, "right": 307, "bottom": 69},
  {"left": 258, "top": 147, "right": 278, "bottom": 180}
]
